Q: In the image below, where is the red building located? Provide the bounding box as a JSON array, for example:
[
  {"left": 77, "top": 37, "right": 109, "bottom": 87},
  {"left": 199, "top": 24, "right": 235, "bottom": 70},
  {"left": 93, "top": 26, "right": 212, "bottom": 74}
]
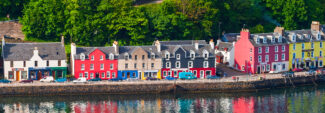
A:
[
  {"left": 234, "top": 28, "right": 289, "bottom": 74},
  {"left": 71, "top": 43, "right": 119, "bottom": 80}
]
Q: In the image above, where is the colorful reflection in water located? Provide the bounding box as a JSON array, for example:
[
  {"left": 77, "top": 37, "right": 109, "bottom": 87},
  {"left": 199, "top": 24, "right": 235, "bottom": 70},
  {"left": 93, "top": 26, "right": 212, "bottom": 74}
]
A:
[{"left": 1, "top": 85, "right": 325, "bottom": 113}]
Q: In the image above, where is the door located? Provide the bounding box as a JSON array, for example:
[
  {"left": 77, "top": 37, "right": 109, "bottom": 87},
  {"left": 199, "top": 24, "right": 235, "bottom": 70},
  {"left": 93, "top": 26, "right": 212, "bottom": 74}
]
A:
[
  {"left": 200, "top": 71, "right": 204, "bottom": 79},
  {"left": 52, "top": 71, "right": 56, "bottom": 79},
  {"left": 37, "top": 71, "right": 42, "bottom": 80},
  {"left": 16, "top": 71, "right": 20, "bottom": 81},
  {"left": 127, "top": 72, "right": 130, "bottom": 78},
  {"left": 257, "top": 66, "right": 261, "bottom": 74}
]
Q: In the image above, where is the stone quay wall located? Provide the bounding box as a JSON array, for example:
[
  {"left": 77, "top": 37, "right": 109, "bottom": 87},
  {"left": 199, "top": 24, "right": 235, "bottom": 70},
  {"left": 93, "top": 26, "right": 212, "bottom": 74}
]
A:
[{"left": 0, "top": 75, "right": 323, "bottom": 96}]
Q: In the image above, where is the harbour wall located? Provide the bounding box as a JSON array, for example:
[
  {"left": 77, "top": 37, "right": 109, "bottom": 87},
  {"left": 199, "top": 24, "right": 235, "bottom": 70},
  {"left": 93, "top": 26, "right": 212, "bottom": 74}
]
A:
[{"left": 0, "top": 76, "right": 323, "bottom": 96}]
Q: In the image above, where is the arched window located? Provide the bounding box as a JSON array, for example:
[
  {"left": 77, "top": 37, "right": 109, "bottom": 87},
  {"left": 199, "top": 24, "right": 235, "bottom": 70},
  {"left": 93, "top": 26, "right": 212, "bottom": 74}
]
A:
[
  {"left": 109, "top": 53, "right": 114, "bottom": 60},
  {"left": 80, "top": 53, "right": 85, "bottom": 61},
  {"left": 190, "top": 50, "right": 195, "bottom": 59},
  {"left": 203, "top": 50, "right": 209, "bottom": 59},
  {"left": 165, "top": 51, "right": 170, "bottom": 59}
]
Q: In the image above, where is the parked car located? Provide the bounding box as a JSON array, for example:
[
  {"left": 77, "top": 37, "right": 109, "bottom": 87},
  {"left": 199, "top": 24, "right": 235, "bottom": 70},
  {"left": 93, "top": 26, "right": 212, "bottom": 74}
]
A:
[
  {"left": 40, "top": 76, "right": 54, "bottom": 82},
  {"left": 308, "top": 66, "right": 317, "bottom": 71},
  {"left": 126, "top": 78, "right": 138, "bottom": 81},
  {"left": 55, "top": 78, "right": 67, "bottom": 83},
  {"left": 88, "top": 78, "right": 102, "bottom": 82},
  {"left": 282, "top": 71, "right": 295, "bottom": 77},
  {"left": 306, "top": 70, "right": 316, "bottom": 75},
  {"left": 179, "top": 72, "right": 196, "bottom": 80},
  {"left": 146, "top": 77, "right": 159, "bottom": 80},
  {"left": 206, "top": 75, "right": 220, "bottom": 79},
  {"left": 19, "top": 79, "right": 33, "bottom": 83},
  {"left": 292, "top": 68, "right": 303, "bottom": 72},
  {"left": 108, "top": 77, "right": 123, "bottom": 81},
  {"left": 0, "top": 79, "right": 11, "bottom": 83},
  {"left": 165, "top": 76, "right": 177, "bottom": 80},
  {"left": 73, "top": 77, "right": 87, "bottom": 83}
]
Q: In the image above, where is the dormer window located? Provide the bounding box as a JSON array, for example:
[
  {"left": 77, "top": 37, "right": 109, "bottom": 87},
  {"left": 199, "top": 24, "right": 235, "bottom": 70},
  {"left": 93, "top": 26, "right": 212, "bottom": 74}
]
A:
[
  {"left": 80, "top": 53, "right": 85, "bottom": 61},
  {"left": 91, "top": 55, "right": 94, "bottom": 61},
  {"left": 262, "top": 37, "right": 267, "bottom": 43},
  {"left": 109, "top": 53, "right": 114, "bottom": 60},
  {"left": 318, "top": 32, "right": 321, "bottom": 40},
  {"left": 165, "top": 52, "right": 170, "bottom": 59},
  {"left": 124, "top": 54, "right": 129, "bottom": 60},
  {"left": 271, "top": 37, "right": 275, "bottom": 43},
  {"left": 176, "top": 54, "right": 180, "bottom": 60},
  {"left": 292, "top": 34, "right": 296, "bottom": 42},
  {"left": 190, "top": 51, "right": 195, "bottom": 59},
  {"left": 151, "top": 53, "right": 155, "bottom": 59},
  {"left": 311, "top": 42, "right": 314, "bottom": 49},
  {"left": 203, "top": 50, "right": 209, "bottom": 59},
  {"left": 255, "top": 37, "right": 259, "bottom": 44},
  {"left": 278, "top": 36, "right": 282, "bottom": 43}
]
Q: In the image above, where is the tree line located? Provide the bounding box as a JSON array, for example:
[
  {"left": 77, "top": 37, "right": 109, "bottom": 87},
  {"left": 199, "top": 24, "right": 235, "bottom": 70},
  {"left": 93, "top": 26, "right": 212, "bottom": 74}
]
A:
[{"left": 0, "top": 0, "right": 324, "bottom": 46}]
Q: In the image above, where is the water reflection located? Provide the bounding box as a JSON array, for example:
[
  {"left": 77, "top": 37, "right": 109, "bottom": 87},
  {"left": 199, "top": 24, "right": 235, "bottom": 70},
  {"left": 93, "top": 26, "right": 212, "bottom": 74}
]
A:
[{"left": 1, "top": 85, "right": 325, "bottom": 113}]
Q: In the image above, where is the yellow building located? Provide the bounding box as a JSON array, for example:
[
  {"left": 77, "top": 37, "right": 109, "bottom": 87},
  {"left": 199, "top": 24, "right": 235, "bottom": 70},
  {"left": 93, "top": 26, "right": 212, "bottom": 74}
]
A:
[{"left": 288, "top": 21, "right": 325, "bottom": 70}]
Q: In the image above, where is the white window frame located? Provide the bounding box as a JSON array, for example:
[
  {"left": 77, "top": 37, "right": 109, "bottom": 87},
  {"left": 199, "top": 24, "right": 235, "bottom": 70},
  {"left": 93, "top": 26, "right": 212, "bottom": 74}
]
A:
[
  {"left": 190, "top": 51, "right": 195, "bottom": 59},
  {"left": 258, "top": 55, "right": 262, "bottom": 62},
  {"left": 265, "top": 47, "right": 269, "bottom": 53},
  {"left": 90, "top": 64, "right": 94, "bottom": 70},
  {"left": 176, "top": 54, "right": 181, "bottom": 60},
  {"left": 275, "top": 54, "right": 278, "bottom": 61},
  {"left": 275, "top": 46, "right": 278, "bottom": 52},
  {"left": 85, "top": 72, "right": 88, "bottom": 78},
  {"left": 176, "top": 61, "right": 181, "bottom": 68},
  {"left": 90, "top": 73, "right": 94, "bottom": 78},
  {"left": 112, "top": 72, "right": 116, "bottom": 78},
  {"left": 203, "top": 61, "right": 209, "bottom": 68},
  {"left": 79, "top": 73, "right": 83, "bottom": 78},
  {"left": 188, "top": 61, "right": 193, "bottom": 68},
  {"left": 302, "top": 43, "right": 305, "bottom": 50},
  {"left": 311, "top": 42, "right": 314, "bottom": 49},
  {"left": 265, "top": 55, "right": 269, "bottom": 62},
  {"left": 100, "top": 64, "right": 104, "bottom": 70},
  {"left": 81, "top": 64, "right": 85, "bottom": 70},
  {"left": 292, "top": 34, "right": 296, "bottom": 42},
  {"left": 110, "top": 64, "right": 114, "bottom": 70},
  {"left": 80, "top": 53, "right": 85, "bottom": 61},
  {"left": 101, "top": 72, "right": 105, "bottom": 78},
  {"left": 271, "top": 37, "right": 275, "bottom": 43},
  {"left": 100, "top": 55, "right": 104, "bottom": 60},
  {"left": 166, "top": 62, "right": 171, "bottom": 68},
  {"left": 282, "top": 45, "right": 285, "bottom": 52},
  {"left": 165, "top": 52, "right": 170, "bottom": 59},
  {"left": 266, "top": 64, "right": 270, "bottom": 71},
  {"left": 320, "top": 51, "right": 323, "bottom": 57},
  {"left": 107, "top": 71, "right": 110, "bottom": 78},
  {"left": 281, "top": 54, "right": 285, "bottom": 61},
  {"left": 311, "top": 51, "right": 314, "bottom": 57},
  {"left": 250, "top": 48, "right": 252, "bottom": 53},
  {"left": 124, "top": 54, "right": 129, "bottom": 60},
  {"left": 91, "top": 55, "right": 94, "bottom": 61},
  {"left": 293, "top": 44, "right": 296, "bottom": 50},
  {"left": 258, "top": 47, "right": 262, "bottom": 54},
  {"left": 163, "top": 71, "right": 167, "bottom": 77},
  {"left": 263, "top": 37, "right": 267, "bottom": 43},
  {"left": 278, "top": 36, "right": 282, "bottom": 43},
  {"left": 109, "top": 54, "right": 114, "bottom": 60},
  {"left": 250, "top": 56, "right": 252, "bottom": 61}
]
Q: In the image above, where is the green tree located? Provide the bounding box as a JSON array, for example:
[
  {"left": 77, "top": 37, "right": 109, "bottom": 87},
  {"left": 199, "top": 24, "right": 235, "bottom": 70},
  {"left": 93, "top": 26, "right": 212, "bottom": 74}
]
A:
[{"left": 0, "top": 0, "right": 29, "bottom": 20}]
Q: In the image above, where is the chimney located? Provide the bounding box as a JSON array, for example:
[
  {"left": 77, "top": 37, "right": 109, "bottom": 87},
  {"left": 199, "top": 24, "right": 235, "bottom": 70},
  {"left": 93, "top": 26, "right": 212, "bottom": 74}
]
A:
[
  {"left": 61, "top": 35, "right": 64, "bottom": 46},
  {"left": 70, "top": 43, "right": 76, "bottom": 75},
  {"left": 113, "top": 41, "right": 119, "bottom": 54},
  {"left": 33, "top": 47, "right": 39, "bottom": 56},
  {"left": 195, "top": 40, "right": 199, "bottom": 50},
  {"left": 240, "top": 28, "right": 250, "bottom": 40},
  {"left": 209, "top": 39, "right": 214, "bottom": 49},
  {"left": 274, "top": 26, "right": 284, "bottom": 36},
  {"left": 155, "top": 40, "right": 161, "bottom": 52},
  {"left": 311, "top": 21, "right": 320, "bottom": 31}
]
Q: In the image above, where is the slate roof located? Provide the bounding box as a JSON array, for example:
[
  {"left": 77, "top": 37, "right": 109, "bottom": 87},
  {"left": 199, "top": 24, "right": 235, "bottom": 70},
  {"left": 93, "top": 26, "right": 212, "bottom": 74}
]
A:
[
  {"left": 322, "top": 25, "right": 325, "bottom": 33},
  {"left": 118, "top": 46, "right": 161, "bottom": 59},
  {"left": 222, "top": 33, "right": 239, "bottom": 42},
  {"left": 249, "top": 33, "right": 288, "bottom": 46},
  {"left": 285, "top": 29, "right": 325, "bottom": 43},
  {"left": 75, "top": 47, "right": 116, "bottom": 59},
  {"left": 159, "top": 40, "right": 207, "bottom": 45},
  {"left": 161, "top": 44, "right": 215, "bottom": 57},
  {"left": 3, "top": 43, "right": 66, "bottom": 61},
  {"left": 216, "top": 42, "right": 233, "bottom": 51}
]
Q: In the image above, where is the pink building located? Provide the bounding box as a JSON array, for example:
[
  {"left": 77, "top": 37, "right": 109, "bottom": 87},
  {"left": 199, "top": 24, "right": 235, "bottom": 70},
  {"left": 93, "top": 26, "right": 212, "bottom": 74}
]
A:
[{"left": 234, "top": 27, "right": 289, "bottom": 74}]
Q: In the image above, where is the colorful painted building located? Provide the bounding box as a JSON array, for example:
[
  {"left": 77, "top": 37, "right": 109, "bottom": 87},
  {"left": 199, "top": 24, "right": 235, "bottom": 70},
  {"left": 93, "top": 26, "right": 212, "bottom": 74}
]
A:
[
  {"left": 158, "top": 40, "right": 216, "bottom": 79},
  {"left": 288, "top": 21, "right": 325, "bottom": 70},
  {"left": 70, "top": 42, "right": 118, "bottom": 80},
  {"left": 2, "top": 37, "right": 67, "bottom": 81},
  {"left": 234, "top": 27, "right": 289, "bottom": 74},
  {"left": 215, "top": 40, "right": 235, "bottom": 67}
]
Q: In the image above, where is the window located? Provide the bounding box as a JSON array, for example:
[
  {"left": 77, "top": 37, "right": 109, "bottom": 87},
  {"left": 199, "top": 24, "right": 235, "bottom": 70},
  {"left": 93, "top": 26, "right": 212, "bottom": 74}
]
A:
[
  {"left": 265, "top": 47, "right": 269, "bottom": 53},
  {"left": 271, "top": 37, "right": 275, "bottom": 43},
  {"left": 80, "top": 53, "right": 85, "bottom": 61},
  {"left": 176, "top": 54, "right": 180, "bottom": 59},
  {"left": 142, "top": 55, "right": 145, "bottom": 60},
  {"left": 8, "top": 71, "right": 14, "bottom": 79},
  {"left": 282, "top": 54, "right": 285, "bottom": 61},
  {"left": 321, "top": 42, "right": 323, "bottom": 48},
  {"left": 174, "top": 71, "right": 178, "bottom": 77},
  {"left": 100, "top": 64, "right": 104, "bottom": 70},
  {"left": 10, "top": 61, "right": 13, "bottom": 67},
  {"left": 176, "top": 61, "right": 180, "bottom": 68},
  {"left": 100, "top": 55, "right": 103, "bottom": 60},
  {"left": 166, "top": 62, "right": 171, "bottom": 68},
  {"left": 194, "top": 70, "right": 197, "bottom": 76},
  {"left": 163, "top": 71, "right": 167, "bottom": 77},
  {"left": 302, "top": 52, "right": 305, "bottom": 58},
  {"left": 107, "top": 71, "right": 110, "bottom": 78},
  {"left": 266, "top": 65, "right": 270, "bottom": 71},
  {"left": 151, "top": 54, "right": 155, "bottom": 59},
  {"left": 282, "top": 64, "right": 286, "bottom": 70},
  {"left": 47, "top": 61, "right": 49, "bottom": 66},
  {"left": 258, "top": 47, "right": 262, "bottom": 53},
  {"left": 250, "top": 56, "right": 252, "bottom": 61},
  {"left": 23, "top": 61, "right": 26, "bottom": 67},
  {"left": 134, "top": 63, "right": 137, "bottom": 68},
  {"left": 90, "top": 73, "right": 94, "bottom": 78},
  {"left": 112, "top": 72, "right": 116, "bottom": 78},
  {"left": 292, "top": 34, "right": 296, "bottom": 42},
  {"left": 85, "top": 72, "right": 88, "bottom": 78},
  {"left": 91, "top": 55, "right": 94, "bottom": 61},
  {"left": 311, "top": 42, "right": 314, "bottom": 49},
  {"left": 79, "top": 73, "right": 83, "bottom": 78},
  {"left": 190, "top": 53, "right": 195, "bottom": 59},
  {"left": 110, "top": 64, "right": 114, "bottom": 70},
  {"left": 169, "top": 71, "right": 172, "bottom": 76},
  {"left": 125, "top": 63, "right": 128, "bottom": 69},
  {"left": 311, "top": 51, "right": 314, "bottom": 57},
  {"left": 293, "top": 44, "right": 296, "bottom": 50},
  {"left": 188, "top": 61, "right": 193, "bottom": 68},
  {"left": 101, "top": 72, "right": 105, "bottom": 78},
  {"left": 263, "top": 37, "right": 267, "bottom": 43},
  {"left": 125, "top": 54, "right": 129, "bottom": 60},
  {"left": 275, "top": 46, "right": 278, "bottom": 52},
  {"left": 35, "top": 61, "right": 38, "bottom": 67},
  {"left": 90, "top": 64, "right": 94, "bottom": 70},
  {"left": 256, "top": 38, "right": 259, "bottom": 43},
  {"left": 282, "top": 46, "right": 285, "bottom": 52},
  {"left": 200, "top": 70, "right": 204, "bottom": 77},
  {"left": 275, "top": 54, "right": 278, "bottom": 61},
  {"left": 242, "top": 66, "right": 245, "bottom": 71},
  {"left": 203, "top": 61, "right": 209, "bottom": 68},
  {"left": 318, "top": 33, "right": 321, "bottom": 40},
  {"left": 302, "top": 43, "right": 305, "bottom": 49},
  {"left": 142, "top": 63, "right": 145, "bottom": 68},
  {"left": 21, "top": 71, "right": 27, "bottom": 79},
  {"left": 320, "top": 51, "right": 323, "bottom": 57},
  {"left": 81, "top": 64, "right": 85, "bottom": 70},
  {"left": 151, "top": 63, "right": 154, "bottom": 68},
  {"left": 320, "top": 61, "right": 323, "bottom": 67},
  {"left": 250, "top": 48, "right": 252, "bottom": 53},
  {"left": 293, "top": 53, "right": 296, "bottom": 59},
  {"left": 165, "top": 52, "right": 170, "bottom": 59},
  {"left": 265, "top": 55, "right": 269, "bottom": 62},
  {"left": 278, "top": 36, "right": 282, "bottom": 43},
  {"left": 109, "top": 54, "right": 114, "bottom": 60},
  {"left": 258, "top": 55, "right": 262, "bottom": 62},
  {"left": 134, "top": 55, "right": 137, "bottom": 60}
]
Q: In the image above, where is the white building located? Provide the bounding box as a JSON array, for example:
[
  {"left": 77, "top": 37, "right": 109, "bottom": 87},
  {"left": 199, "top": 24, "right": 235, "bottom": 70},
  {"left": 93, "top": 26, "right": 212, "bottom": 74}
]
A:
[
  {"left": 215, "top": 40, "right": 235, "bottom": 67},
  {"left": 2, "top": 37, "right": 67, "bottom": 81}
]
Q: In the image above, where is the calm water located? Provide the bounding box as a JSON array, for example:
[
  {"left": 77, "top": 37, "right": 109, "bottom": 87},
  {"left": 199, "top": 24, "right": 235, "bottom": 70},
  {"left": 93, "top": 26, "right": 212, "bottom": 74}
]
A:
[{"left": 0, "top": 85, "right": 325, "bottom": 113}]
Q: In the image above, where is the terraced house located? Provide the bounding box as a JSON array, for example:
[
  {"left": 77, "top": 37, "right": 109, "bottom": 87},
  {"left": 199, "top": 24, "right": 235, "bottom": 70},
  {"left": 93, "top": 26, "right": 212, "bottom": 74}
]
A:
[
  {"left": 117, "top": 44, "right": 162, "bottom": 80},
  {"left": 288, "top": 21, "right": 325, "bottom": 70},
  {"left": 2, "top": 37, "right": 67, "bottom": 81},
  {"left": 70, "top": 41, "right": 119, "bottom": 80},
  {"left": 157, "top": 40, "right": 216, "bottom": 79}
]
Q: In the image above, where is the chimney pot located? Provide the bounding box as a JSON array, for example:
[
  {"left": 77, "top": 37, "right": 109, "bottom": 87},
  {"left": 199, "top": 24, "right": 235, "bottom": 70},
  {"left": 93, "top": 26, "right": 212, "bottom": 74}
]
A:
[{"left": 311, "top": 21, "right": 320, "bottom": 31}]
